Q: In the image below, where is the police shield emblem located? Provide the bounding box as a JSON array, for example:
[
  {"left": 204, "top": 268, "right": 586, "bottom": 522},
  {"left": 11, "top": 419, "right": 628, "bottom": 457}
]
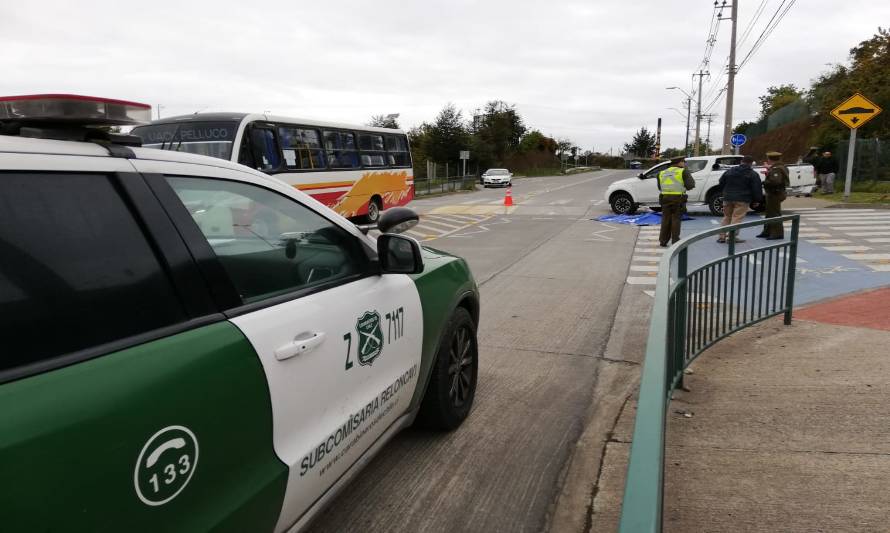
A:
[{"left": 356, "top": 311, "right": 384, "bottom": 365}]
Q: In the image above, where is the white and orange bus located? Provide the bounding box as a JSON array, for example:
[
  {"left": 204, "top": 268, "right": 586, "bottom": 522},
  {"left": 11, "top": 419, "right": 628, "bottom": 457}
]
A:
[{"left": 131, "top": 113, "right": 413, "bottom": 222}]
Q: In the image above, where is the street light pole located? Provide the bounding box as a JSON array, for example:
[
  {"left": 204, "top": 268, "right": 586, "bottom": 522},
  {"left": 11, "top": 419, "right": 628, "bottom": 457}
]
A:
[{"left": 667, "top": 87, "right": 693, "bottom": 156}]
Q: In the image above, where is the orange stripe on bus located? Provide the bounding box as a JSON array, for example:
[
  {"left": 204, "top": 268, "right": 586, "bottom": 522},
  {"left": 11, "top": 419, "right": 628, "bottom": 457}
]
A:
[{"left": 295, "top": 181, "right": 356, "bottom": 191}]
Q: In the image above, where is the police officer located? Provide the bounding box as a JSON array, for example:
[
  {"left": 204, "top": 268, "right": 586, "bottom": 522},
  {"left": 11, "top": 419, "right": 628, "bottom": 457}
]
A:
[
  {"left": 657, "top": 156, "right": 696, "bottom": 247},
  {"left": 758, "top": 151, "right": 790, "bottom": 240}
]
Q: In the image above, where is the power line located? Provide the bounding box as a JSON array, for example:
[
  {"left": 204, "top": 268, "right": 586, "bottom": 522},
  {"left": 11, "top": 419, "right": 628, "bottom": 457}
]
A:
[
  {"left": 738, "top": 0, "right": 769, "bottom": 48},
  {"left": 702, "top": 0, "right": 767, "bottom": 105},
  {"left": 738, "top": 0, "right": 797, "bottom": 71}
]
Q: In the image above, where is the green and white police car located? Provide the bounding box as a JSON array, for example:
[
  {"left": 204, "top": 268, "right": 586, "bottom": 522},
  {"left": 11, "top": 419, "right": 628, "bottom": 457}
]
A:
[{"left": 0, "top": 94, "right": 480, "bottom": 532}]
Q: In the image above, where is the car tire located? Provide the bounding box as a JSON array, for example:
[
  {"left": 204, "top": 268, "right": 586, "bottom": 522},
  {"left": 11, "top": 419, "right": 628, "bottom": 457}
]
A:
[
  {"left": 610, "top": 192, "right": 637, "bottom": 215},
  {"left": 706, "top": 190, "right": 724, "bottom": 216},
  {"left": 416, "top": 307, "right": 478, "bottom": 431},
  {"left": 364, "top": 196, "right": 382, "bottom": 223}
]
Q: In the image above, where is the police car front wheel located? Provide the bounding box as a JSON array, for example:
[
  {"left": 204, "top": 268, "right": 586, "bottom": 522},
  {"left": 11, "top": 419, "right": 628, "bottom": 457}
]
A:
[{"left": 416, "top": 307, "right": 478, "bottom": 430}]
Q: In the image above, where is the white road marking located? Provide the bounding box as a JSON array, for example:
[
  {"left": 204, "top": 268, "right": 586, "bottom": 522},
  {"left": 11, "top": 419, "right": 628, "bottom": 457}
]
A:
[
  {"left": 805, "top": 238, "right": 851, "bottom": 244},
  {"left": 846, "top": 231, "right": 890, "bottom": 237},
  {"left": 842, "top": 253, "right": 890, "bottom": 261},
  {"left": 799, "top": 233, "right": 834, "bottom": 238},
  {"left": 630, "top": 265, "right": 659, "bottom": 272},
  {"left": 419, "top": 218, "right": 462, "bottom": 230},
  {"left": 825, "top": 245, "right": 872, "bottom": 252},
  {"left": 801, "top": 209, "right": 875, "bottom": 215},
  {"left": 633, "top": 256, "right": 662, "bottom": 262},
  {"left": 814, "top": 218, "right": 890, "bottom": 225},
  {"left": 869, "top": 264, "right": 890, "bottom": 272},
  {"left": 432, "top": 214, "right": 481, "bottom": 222},
  {"left": 626, "top": 277, "right": 658, "bottom": 285},
  {"left": 865, "top": 238, "right": 890, "bottom": 243},
  {"left": 829, "top": 226, "right": 890, "bottom": 231},
  {"left": 644, "top": 290, "right": 656, "bottom": 298},
  {"left": 593, "top": 200, "right": 604, "bottom": 205}
]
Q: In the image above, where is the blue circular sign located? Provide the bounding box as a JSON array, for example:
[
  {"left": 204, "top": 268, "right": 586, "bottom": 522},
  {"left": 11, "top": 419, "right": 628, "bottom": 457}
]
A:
[{"left": 730, "top": 133, "right": 747, "bottom": 146}]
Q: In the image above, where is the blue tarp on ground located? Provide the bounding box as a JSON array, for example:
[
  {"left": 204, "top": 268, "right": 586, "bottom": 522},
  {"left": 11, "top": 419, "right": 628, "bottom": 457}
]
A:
[{"left": 594, "top": 212, "right": 695, "bottom": 226}]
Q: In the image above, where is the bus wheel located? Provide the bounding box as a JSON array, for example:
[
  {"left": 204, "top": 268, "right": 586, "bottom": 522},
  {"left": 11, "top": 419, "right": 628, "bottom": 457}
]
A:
[{"left": 365, "top": 196, "right": 382, "bottom": 224}]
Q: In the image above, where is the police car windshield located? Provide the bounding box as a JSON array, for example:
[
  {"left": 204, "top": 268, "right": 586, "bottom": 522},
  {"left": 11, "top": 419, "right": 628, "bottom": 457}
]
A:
[{"left": 131, "top": 121, "right": 239, "bottom": 160}]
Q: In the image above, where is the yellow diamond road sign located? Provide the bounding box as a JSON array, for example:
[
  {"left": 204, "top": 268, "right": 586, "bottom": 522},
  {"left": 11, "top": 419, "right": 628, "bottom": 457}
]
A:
[{"left": 831, "top": 93, "right": 882, "bottom": 129}]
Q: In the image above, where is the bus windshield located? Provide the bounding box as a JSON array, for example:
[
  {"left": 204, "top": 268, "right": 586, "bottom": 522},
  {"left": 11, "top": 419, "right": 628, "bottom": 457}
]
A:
[{"left": 131, "top": 121, "right": 240, "bottom": 160}]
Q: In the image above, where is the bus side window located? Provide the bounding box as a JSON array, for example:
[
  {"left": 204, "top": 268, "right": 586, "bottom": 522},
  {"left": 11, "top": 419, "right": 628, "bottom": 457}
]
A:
[{"left": 247, "top": 127, "right": 282, "bottom": 172}]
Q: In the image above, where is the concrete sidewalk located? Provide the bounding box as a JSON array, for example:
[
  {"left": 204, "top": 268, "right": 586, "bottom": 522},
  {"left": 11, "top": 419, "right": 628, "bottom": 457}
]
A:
[
  {"left": 665, "top": 287, "right": 890, "bottom": 532},
  {"left": 589, "top": 287, "right": 890, "bottom": 532}
]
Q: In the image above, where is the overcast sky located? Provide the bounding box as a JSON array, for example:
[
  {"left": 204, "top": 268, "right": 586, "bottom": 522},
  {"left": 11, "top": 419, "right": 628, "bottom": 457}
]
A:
[{"left": 3, "top": 0, "right": 888, "bottom": 153}]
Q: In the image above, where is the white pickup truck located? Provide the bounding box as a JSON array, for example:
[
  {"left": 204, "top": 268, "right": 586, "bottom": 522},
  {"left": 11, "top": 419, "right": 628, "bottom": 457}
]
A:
[{"left": 605, "top": 155, "right": 816, "bottom": 216}]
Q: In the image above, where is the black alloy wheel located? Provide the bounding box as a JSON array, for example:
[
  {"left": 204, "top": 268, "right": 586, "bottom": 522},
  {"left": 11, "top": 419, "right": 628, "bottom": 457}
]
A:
[{"left": 415, "top": 307, "right": 478, "bottom": 430}]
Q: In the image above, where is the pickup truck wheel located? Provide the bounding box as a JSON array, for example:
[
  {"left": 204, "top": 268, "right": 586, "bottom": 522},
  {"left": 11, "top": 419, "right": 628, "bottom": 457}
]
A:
[
  {"left": 610, "top": 192, "right": 637, "bottom": 215},
  {"left": 706, "top": 190, "right": 724, "bottom": 216},
  {"left": 416, "top": 307, "right": 478, "bottom": 430}
]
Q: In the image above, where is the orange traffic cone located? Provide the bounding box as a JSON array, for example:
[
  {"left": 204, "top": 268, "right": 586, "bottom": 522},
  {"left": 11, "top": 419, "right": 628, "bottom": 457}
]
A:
[{"left": 504, "top": 186, "right": 513, "bottom": 206}]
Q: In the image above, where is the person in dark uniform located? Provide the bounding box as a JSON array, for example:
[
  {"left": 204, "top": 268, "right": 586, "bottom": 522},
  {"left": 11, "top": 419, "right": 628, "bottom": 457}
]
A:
[
  {"left": 657, "top": 156, "right": 696, "bottom": 247},
  {"left": 757, "top": 151, "right": 790, "bottom": 240}
]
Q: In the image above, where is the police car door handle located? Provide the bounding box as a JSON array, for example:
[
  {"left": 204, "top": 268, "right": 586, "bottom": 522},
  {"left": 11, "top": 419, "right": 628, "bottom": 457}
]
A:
[{"left": 275, "top": 332, "right": 326, "bottom": 360}]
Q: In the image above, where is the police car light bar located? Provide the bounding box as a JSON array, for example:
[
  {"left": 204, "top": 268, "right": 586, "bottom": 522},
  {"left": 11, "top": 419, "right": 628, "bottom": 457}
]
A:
[{"left": 0, "top": 94, "right": 152, "bottom": 125}]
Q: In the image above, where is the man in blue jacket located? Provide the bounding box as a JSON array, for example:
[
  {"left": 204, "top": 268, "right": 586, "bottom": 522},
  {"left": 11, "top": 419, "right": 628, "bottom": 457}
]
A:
[{"left": 717, "top": 155, "right": 764, "bottom": 243}]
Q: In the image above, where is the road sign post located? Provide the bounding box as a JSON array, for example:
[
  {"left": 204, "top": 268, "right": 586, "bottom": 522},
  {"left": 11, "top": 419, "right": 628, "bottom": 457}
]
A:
[
  {"left": 730, "top": 133, "right": 746, "bottom": 155},
  {"left": 459, "top": 150, "right": 470, "bottom": 177},
  {"left": 830, "top": 93, "right": 883, "bottom": 201}
]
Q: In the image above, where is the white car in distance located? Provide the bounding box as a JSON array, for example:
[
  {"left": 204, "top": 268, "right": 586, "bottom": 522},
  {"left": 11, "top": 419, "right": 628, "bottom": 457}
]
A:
[
  {"left": 604, "top": 155, "right": 816, "bottom": 216},
  {"left": 481, "top": 168, "right": 512, "bottom": 187}
]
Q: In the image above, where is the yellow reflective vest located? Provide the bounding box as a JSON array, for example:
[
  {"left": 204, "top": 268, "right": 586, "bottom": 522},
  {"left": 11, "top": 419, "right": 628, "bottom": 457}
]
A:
[{"left": 658, "top": 167, "right": 687, "bottom": 195}]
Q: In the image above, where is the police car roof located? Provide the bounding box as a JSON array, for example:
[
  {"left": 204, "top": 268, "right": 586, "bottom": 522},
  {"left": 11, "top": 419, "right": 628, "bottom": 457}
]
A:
[{"left": 0, "top": 133, "right": 272, "bottom": 178}]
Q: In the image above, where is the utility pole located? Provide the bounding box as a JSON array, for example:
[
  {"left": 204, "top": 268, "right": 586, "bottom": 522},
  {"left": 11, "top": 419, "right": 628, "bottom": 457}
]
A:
[
  {"left": 701, "top": 114, "right": 717, "bottom": 154},
  {"left": 655, "top": 117, "right": 662, "bottom": 159},
  {"left": 684, "top": 97, "right": 692, "bottom": 156},
  {"left": 693, "top": 70, "right": 708, "bottom": 156},
  {"left": 721, "top": 0, "right": 738, "bottom": 154}
]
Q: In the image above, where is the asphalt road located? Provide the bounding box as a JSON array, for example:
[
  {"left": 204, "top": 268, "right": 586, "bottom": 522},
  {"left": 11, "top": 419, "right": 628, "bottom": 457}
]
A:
[{"left": 309, "top": 170, "right": 639, "bottom": 532}]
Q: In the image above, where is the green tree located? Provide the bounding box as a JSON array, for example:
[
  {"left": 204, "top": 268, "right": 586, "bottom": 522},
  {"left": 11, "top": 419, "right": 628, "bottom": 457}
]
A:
[
  {"left": 423, "top": 104, "right": 469, "bottom": 163},
  {"left": 623, "top": 127, "right": 657, "bottom": 158},
  {"left": 518, "top": 130, "right": 557, "bottom": 153},
  {"left": 758, "top": 84, "right": 804, "bottom": 120},
  {"left": 809, "top": 28, "right": 890, "bottom": 146},
  {"left": 474, "top": 101, "right": 527, "bottom": 164},
  {"left": 733, "top": 120, "right": 756, "bottom": 135},
  {"left": 367, "top": 114, "right": 400, "bottom": 129}
]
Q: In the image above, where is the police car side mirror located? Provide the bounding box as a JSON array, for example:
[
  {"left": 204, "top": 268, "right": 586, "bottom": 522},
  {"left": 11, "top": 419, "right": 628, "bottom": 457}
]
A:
[
  {"left": 378, "top": 234, "right": 424, "bottom": 274},
  {"left": 637, "top": 173, "right": 646, "bottom": 179},
  {"left": 377, "top": 206, "right": 419, "bottom": 234}
]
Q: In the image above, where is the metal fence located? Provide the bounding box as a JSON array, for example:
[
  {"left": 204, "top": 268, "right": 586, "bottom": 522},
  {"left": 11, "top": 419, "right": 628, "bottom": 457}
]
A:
[
  {"left": 618, "top": 215, "right": 800, "bottom": 533},
  {"left": 833, "top": 137, "right": 890, "bottom": 183},
  {"left": 745, "top": 100, "right": 811, "bottom": 139},
  {"left": 413, "top": 175, "right": 478, "bottom": 196}
]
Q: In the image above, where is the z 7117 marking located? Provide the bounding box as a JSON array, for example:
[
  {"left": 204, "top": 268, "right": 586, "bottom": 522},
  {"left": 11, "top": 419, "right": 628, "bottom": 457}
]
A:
[{"left": 385, "top": 307, "right": 405, "bottom": 343}]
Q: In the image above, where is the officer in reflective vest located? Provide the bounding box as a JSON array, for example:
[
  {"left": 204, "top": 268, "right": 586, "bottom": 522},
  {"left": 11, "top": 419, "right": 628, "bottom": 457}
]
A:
[{"left": 657, "top": 156, "right": 696, "bottom": 247}]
